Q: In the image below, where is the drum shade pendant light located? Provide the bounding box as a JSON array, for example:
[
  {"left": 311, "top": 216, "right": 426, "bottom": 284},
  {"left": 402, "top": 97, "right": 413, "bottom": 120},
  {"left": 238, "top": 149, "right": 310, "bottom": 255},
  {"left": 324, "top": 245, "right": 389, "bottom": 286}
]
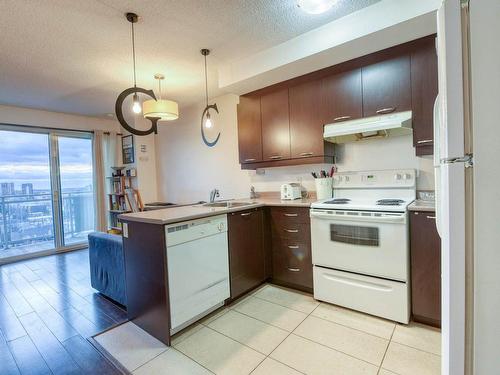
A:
[
  {"left": 143, "top": 74, "right": 179, "bottom": 121},
  {"left": 200, "top": 49, "right": 220, "bottom": 147},
  {"left": 115, "top": 12, "right": 178, "bottom": 136}
]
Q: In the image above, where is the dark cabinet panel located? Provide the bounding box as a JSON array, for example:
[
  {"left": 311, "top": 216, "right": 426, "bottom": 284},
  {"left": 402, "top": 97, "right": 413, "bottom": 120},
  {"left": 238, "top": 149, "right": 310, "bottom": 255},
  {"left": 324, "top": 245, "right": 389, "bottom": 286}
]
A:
[
  {"left": 362, "top": 55, "right": 412, "bottom": 117},
  {"left": 269, "top": 207, "right": 312, "bottom": 290},
  {"left": 228, "top": 208, "right": 266, "bottom": 299},
  {"left": 261, "top": 89, "right": 291, "bottom": 161},
  {"left": 237, "top": 95, "right": 263, "bottom": 163},
  {"left": 410, "top": 211, "right": 441, "bottom": 327},
  {"left": 322, "top": 68, "right": 363, "bottom": 124},
  {"left": 289, "top": 80, "right": 333, "bottom": 158},
  {"left": 411, "top": 39, "right": 438, "bottom": 154}
]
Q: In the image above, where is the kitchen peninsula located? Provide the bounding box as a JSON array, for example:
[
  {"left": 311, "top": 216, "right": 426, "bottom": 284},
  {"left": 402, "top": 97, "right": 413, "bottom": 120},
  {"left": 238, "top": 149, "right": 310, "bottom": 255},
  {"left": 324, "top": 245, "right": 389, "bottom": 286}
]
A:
[{"left": 119, "top": 197, "right": 315, "bottom": 345}]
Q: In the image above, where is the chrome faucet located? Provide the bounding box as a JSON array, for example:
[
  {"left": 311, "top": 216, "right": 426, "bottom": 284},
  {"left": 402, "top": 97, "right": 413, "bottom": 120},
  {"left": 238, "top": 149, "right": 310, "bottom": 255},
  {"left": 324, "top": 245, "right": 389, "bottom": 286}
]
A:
[{"left": 209, "top": 188, "right": 220, "bottom": 203}]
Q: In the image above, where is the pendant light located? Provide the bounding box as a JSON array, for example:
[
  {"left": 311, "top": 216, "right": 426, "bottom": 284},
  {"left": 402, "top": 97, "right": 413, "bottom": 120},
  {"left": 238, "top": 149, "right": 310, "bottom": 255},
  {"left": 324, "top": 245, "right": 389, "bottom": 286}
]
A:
[
  {"left": 142, "top": 74, "right": 179, "bottom": 121},
  {"left": 114, "top": 12, "right": 179, "bottom": 136},
  {"left": 200, "top": 49, "right": 220, "bottom": 147},
  {"left": 127, "top": 13, "right": 141, "bottom": 114}
]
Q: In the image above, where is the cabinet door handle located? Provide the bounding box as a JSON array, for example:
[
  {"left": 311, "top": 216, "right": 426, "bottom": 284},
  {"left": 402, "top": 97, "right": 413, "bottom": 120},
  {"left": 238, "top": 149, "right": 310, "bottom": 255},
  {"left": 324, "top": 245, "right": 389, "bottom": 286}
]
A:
[
  {"left": 284, "top": 229, "right": 299, "bottom": 233},
  {"left": 376, "top": 107, "right": 396, "bottom": 114},
  {"left": 299, "top": 152, "right": 313, "bottom": 157},
  {"left": 333, "top": 115, "right": 351, "bottom": 122},
  {"left": 417, "top": 139, "right": 433, "bottom": 144},
  {"left": 240, "top": 212, "right": 252, "bottom": 217},
  {"left": 269, "top": 155, "right": 283, "bottom": 160},
  {"left": 288, "top": 245, "right": 299, "bottom": 249},
  {"left": 284, "top": 213, "right": 298, "bottom": 217},
  {"left": 426, "top": 215, "right": 436, "bottom": 219},
  {"left": 287, "top": 268, "right": 301, "bottom": 272},
  {"left": 244, "top": 158, "right": 256, "bottom": 162}
]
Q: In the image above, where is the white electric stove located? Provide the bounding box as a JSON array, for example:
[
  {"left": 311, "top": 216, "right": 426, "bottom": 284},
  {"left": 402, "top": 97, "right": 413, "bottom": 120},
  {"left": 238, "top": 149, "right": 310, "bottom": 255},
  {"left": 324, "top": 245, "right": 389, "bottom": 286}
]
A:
[{"left": 310, "top": 169, "right": 416, "bottom": 324}]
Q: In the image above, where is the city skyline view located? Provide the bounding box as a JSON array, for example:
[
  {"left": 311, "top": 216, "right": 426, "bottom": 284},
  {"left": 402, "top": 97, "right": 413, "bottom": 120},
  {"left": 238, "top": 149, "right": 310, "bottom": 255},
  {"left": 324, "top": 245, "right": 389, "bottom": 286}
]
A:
[{"left": 0, "top": 130, "right": 94, "bottom": 191}]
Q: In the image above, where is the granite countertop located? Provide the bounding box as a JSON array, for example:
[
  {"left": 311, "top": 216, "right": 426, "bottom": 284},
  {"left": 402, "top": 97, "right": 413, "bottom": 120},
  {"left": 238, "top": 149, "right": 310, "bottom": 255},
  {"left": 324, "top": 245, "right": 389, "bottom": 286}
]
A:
[
  {"left": 408, "top": 200, "right": 436, "bottom": 212},
  {"left": 119, "top": 197, "right": 316, "bottom": 225}
]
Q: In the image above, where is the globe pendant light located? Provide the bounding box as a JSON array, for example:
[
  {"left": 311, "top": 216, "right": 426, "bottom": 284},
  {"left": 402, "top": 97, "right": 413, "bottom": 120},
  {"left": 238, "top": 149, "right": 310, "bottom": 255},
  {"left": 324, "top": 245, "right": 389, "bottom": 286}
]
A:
[
  {"left": 200, "top": 49, "right": 220, "bottom": 147},
  {"left": 143, "top": 74, "right": 179, "bottom": 121}
]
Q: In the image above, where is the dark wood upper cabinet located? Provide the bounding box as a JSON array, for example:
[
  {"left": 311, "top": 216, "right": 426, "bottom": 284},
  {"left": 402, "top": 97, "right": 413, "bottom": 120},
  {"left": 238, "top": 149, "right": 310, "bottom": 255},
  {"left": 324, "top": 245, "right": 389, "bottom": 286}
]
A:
[
  {"left": 410, "top": 211, "right": 441, "bottom": 327},
  {"left": 228, "top": 208, "right": 266, "bottom": 299},
  {"left": 411, "top": 39, "right": 438, "bottom": 155},
  {"left": 321, "top": 68, "right": 363, "bottom": 124},
  {"left": 261, "top": 89, "right": 291, "bottom": 161},
  {"left": 289, "top": 80, "right": 333, "bottom": 159},
  {"left": 362, "top": 55, "right": 412, "bottom": 117},
  {"left": 237, "top": 95, "right": 263, "bottom": 163}
]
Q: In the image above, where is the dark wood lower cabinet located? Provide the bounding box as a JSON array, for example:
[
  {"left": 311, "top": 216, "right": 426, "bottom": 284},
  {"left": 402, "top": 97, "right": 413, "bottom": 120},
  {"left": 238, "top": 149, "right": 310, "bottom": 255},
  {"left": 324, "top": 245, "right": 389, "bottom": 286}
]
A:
[
  {"left": 410, "top": 211, "right": 441, "bottom": 327},
  {"left": 228, "top": 208, "right": 267, "bottom": 299},
  {"left": 269, "top": 207, "right": 313, "bottom": 291}
]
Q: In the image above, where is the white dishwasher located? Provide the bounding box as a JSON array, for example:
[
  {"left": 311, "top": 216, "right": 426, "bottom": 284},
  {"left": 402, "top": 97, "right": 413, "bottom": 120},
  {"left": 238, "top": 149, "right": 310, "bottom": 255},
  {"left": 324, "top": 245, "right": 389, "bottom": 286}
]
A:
[{"left": 165, "top": 214, "right": 229, "bottom": 334}]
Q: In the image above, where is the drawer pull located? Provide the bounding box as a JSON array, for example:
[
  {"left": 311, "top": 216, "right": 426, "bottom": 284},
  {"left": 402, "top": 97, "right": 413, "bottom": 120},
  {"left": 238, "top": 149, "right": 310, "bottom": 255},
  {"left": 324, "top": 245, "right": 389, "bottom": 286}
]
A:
[
  {"left": 299, "top": 152, "right": 313, "bottom": 157},
  {"left": 269, "top": 155, "right": 283, "bottom": 160},
  {"left": 284, "top": 213, "right": 298, "bottom": 217},
  {"left": 240, "top": 212, "right": 252, "bottom": 217},
  {"left": 244, "top": 158, "right": 256, "bottom": 162},
  {"left": 376, "top": 107, "right": 396, "bottom": 114},
  {"left": 284, "top": 229, "right": 299, "bottom": 233},
  {"left": 417, "top": 139, "right": 433, "bottom": 144},
  {"left": 288, "top": 268, "right": 301, "bottom": 272},
  {"left": 426, "top": 216, "right": 436, "bottom": 219},
  {"left": 288, "top": 245, "right": 299, "bottom": 249},
  {"left": 333, "top": 115, "right": 351, "bottom": 122}
]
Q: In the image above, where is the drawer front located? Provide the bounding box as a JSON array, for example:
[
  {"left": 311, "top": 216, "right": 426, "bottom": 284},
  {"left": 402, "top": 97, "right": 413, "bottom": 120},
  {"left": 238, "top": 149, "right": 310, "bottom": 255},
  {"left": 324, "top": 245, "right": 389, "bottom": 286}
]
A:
[
  {"left": 270, "top": 207, "right": 310, "bottom": 224},
  {"left": 272, "top": 237, "right": 310, "bottom": 256},
  {"left": 272, "top": 222, "right": 311, "bottom": 242},
  {"left": 273, "top": 249, "right": 313, "bottom": 289},
  {"left": 313, "top": 266, "right": 409, "bottom": 323}
]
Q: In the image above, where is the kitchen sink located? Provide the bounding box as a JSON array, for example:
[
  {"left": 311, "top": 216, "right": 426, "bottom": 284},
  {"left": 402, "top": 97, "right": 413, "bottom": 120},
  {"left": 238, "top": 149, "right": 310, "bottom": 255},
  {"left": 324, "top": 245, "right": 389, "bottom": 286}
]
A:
[{"left": 202, "top": 201, "right": 255, "bottom": 208}]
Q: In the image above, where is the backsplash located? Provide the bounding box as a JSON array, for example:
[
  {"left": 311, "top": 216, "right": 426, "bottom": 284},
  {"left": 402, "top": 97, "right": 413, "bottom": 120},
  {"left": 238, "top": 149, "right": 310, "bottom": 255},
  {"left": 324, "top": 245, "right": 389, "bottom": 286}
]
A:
[{"left": 249, "top": 136, "right": 435, "bottom": 194}]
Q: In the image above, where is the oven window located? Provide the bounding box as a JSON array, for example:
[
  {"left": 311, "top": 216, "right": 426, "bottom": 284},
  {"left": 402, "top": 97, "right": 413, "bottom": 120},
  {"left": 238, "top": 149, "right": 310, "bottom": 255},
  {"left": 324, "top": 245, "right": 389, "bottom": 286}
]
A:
[{"left": 330, "top": 224, "right": 379, "bottom": 246}]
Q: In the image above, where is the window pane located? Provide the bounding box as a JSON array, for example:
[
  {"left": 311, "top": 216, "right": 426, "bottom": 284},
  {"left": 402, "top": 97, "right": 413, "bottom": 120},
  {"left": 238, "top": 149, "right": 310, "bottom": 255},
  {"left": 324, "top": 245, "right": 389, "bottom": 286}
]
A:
[
  {"left": 58, "top": 136, "right": 94, "bottom": 246},
  {"left": 0, "top": 130, "right": 55, "bottom": 259}
]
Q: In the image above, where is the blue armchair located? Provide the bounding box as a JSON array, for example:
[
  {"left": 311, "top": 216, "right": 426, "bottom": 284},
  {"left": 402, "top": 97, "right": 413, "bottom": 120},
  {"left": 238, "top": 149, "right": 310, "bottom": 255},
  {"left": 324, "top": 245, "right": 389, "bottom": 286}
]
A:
[{"left": 88, "top": 232, "right": 127, "bottom": 307}]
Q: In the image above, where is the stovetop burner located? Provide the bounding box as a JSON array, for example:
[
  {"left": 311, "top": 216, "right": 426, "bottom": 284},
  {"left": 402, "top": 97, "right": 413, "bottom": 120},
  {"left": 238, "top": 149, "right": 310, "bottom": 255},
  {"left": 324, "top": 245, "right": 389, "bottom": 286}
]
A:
[
  {"left": 376, "top": 199, "right": 405, "bottom": 206},
  {"left": 324, "top": 198, "right": 352, "bottom": 204}
]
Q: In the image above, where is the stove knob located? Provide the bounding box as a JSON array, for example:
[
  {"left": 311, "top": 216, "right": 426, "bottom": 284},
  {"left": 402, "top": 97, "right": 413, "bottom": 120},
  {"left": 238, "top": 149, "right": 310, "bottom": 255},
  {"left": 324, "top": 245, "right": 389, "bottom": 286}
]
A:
[
  {"left": 404, "top": 173, "right": 412, "bottom": 180},
  {"left": 344, "top": 176, "right": 350, "bottom": 182},
  {"left": 337, "top": 176, "right": 343, "bottom": 182},
  {"left": 394, "top": 174, "right": 402, "bottom": 180}
]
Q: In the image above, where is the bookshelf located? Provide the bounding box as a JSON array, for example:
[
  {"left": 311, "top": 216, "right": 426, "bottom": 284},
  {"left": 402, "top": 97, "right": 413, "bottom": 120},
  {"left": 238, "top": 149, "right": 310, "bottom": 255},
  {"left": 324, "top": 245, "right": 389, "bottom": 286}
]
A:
[{"left": 107, "top": 167, "right": 136, "bottom": 234}]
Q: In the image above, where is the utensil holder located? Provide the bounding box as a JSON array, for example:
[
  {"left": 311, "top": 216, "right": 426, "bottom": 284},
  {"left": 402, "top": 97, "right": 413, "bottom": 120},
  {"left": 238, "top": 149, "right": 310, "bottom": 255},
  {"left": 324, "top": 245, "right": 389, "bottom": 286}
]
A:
[{"left": 315, "top": 178, "right": 333, "bottom": 200}]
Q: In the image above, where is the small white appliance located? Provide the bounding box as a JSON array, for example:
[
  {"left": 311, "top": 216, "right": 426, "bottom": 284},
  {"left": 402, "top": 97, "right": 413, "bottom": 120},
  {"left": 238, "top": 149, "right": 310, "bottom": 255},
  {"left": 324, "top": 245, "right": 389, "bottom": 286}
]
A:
[
  {"left": 280, "top": 183, "right": 301, "bottom": 200},
  {"left": 323, "top": 111, "right": 412, "bottom": 144},
  {"left": 165, "top": 214, "right": 229, "bottom": 334},
  {"left": 310, "top": 169, "right": 416, "bottom": 324}
]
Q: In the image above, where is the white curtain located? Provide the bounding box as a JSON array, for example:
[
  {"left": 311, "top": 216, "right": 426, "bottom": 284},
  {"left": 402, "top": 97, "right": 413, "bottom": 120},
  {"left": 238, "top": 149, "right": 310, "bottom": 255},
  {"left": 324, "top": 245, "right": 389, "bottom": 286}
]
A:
[
  {"left": 93, "top": 130, "right": 122, "bottom": 232},
  {"left": 93, "top": 130, "right": 107, "bottom": 231}
]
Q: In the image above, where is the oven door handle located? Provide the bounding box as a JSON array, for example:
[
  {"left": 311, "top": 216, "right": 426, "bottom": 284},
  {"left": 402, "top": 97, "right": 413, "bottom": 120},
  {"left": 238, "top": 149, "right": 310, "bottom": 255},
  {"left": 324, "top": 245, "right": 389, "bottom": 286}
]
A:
[{"left": 310, "top": 210, "right": 406, "bottom": 224}]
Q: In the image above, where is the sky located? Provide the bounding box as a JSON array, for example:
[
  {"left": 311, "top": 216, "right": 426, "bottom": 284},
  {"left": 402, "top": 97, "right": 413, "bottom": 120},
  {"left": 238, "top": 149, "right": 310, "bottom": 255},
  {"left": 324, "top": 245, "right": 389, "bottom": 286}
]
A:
[{"left": 0, "top": 130, "right": 93, "bottom": 191}]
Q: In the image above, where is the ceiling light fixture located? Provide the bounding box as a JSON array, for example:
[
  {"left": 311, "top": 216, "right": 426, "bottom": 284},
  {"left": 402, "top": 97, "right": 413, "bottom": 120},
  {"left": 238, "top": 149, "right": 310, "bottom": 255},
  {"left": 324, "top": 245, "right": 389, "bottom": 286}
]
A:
[
  {"left": 200, "top": 49, "right": 220, "bottom": 147},
  {"left": 297, "top": 0, "right": 337, "bottom": 14},
  {"left": 115, "top": 13, "right": 178, "bottom": 136},
  {"left": 142, "top": 74, "right": 179, "bottom": 121}
]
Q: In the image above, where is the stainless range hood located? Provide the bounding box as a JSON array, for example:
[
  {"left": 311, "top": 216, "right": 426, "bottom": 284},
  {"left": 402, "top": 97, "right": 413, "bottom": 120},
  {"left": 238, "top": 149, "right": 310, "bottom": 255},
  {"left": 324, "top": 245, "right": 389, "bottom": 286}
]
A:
[{"left": 323, "top": 111, "right": 412, "bottom": 144}]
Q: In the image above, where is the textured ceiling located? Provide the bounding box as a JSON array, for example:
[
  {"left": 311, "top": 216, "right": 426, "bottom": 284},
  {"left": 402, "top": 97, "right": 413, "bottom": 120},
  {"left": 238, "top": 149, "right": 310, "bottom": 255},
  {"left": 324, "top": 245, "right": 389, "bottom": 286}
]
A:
[{"left": 0, "top": 0, "right": 380, "bottom": 117}]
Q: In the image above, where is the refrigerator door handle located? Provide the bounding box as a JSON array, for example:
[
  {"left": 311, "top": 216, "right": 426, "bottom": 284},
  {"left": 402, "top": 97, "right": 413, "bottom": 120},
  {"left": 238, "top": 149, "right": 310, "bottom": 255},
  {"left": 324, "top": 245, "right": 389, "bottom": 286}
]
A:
[{"left": 441, "top": 154, "right": 474, "bottom": 168}]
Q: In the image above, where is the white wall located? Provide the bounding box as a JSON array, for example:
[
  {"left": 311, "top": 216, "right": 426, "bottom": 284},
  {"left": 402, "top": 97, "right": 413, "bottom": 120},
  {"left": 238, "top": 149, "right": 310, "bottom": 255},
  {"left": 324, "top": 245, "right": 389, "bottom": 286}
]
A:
[
  {"left": 470, "top": 0, "right": 500, "bottom": 372},
  {"left": 0, "top": 104, "right": 119, "bottom": 132},
  {"left": 156, "top": 94, "right": 434, "bottom": 203}
]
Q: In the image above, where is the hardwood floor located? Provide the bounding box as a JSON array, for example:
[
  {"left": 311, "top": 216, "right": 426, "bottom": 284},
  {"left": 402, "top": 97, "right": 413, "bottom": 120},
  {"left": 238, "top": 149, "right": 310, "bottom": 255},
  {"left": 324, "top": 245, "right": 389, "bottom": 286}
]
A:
[{"left": 0, "top": 249, "right": 125, "bottom": 374}]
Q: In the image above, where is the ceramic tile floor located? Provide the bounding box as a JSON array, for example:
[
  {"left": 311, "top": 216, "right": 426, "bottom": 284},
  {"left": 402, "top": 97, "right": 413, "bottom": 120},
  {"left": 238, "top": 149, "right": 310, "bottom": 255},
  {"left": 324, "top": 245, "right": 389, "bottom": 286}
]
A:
[{"left": 94, "top": 284, "right": 441, "bottom": 375}]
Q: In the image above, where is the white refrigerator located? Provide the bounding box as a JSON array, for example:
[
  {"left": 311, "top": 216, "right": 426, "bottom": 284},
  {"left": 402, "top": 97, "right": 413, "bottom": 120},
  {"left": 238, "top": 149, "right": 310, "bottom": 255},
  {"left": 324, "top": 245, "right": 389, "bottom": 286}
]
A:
[{"left": 434, "top": 1, "right": 473, "bottom": 374}]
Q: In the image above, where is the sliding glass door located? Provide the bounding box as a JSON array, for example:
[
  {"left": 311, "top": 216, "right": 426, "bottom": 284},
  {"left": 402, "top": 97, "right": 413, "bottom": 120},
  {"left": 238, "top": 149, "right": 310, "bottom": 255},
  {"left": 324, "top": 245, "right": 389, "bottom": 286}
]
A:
[{"left": 0, "top": 125, "right": 95, "bottom": 261}]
